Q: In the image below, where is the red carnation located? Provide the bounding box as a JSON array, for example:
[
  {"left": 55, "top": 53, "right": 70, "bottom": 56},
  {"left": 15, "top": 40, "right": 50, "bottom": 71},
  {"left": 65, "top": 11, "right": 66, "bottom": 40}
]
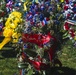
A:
[{"left": 64, "top": 22, "right": 70, "bottom": 30}]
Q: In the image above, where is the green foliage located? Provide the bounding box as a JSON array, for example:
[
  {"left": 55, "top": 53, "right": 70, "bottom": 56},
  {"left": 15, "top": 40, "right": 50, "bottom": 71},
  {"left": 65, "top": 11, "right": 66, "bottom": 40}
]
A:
[{"left": 0, "top": 38, "right": 76, "bottom": 75}]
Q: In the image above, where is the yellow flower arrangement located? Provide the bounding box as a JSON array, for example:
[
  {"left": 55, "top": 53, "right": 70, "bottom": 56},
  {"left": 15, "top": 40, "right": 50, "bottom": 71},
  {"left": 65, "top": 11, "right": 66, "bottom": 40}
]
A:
[{"left": 0, "top": 11, "right": 22, "bottom": 49}]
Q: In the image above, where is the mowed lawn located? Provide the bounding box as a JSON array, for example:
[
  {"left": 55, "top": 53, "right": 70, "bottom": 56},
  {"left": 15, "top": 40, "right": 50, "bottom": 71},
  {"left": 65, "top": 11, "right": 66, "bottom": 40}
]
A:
[
  {"left": 0, "top": 40, "right": 76, "bottom": 75},
  {"left": 0, "top": 47, "right": 19, "bottom": 75}
]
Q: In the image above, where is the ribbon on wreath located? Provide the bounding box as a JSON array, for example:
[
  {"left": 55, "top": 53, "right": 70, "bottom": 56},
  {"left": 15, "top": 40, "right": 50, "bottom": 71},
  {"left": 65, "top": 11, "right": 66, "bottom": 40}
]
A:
[
  {"left": 22, "top": 32, "right": 58, "bottom": 61},
  {"left": 22, "top": 32, "right": 52, "bottom": 46}
]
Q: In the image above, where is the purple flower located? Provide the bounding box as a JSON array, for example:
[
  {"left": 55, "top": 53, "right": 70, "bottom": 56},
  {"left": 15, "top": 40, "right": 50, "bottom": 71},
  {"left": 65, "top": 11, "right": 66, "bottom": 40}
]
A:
[
  {"left": 73, "top": 42, "right": 76, "bottom": 47},
  {"left": 0, "top": 23, "right": 3, "bottom": 29}
]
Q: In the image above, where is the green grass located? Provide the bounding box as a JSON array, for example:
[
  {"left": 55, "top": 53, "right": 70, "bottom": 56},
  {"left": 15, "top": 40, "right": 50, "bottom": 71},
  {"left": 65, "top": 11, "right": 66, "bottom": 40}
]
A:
[
  {"left": 0, "top": 58, "right": 18, "bottom": 75},
  {"left": 0, "top": 40, "right": 76, "bottom": 75},
  {"left": 59, "top": 40, "right": 76, "bottom": 70},
  {"left": 0, "top": 48, "right": 19, "bottom": 75}
]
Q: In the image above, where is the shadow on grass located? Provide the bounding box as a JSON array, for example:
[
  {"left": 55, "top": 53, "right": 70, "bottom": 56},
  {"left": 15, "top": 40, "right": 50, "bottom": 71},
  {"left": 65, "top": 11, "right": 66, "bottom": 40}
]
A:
[
  {"left": 45, "top": 67, "right": 76, "bottom": 75},
  {"left": 1, "top": 49, "right": 17, "bottom": 58},
  {"left": 0, "top": 36, "right": 17, "bottom": 58}
]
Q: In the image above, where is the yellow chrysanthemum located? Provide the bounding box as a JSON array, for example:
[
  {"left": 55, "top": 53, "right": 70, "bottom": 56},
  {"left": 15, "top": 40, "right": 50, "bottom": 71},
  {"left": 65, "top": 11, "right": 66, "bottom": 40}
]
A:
[
  {"left": 12, "top": 32, "right": 21, "bottom": 43},
  {"left": 12, "top": 32, "right": 21, "bottom": 39},
  {"left": 12, "top": 38, "right": 19, "bottom": 43},
  {"left": 5, "top": 20, "right": 11, "bottom": 26},
  {"left": 11, "top": 11, "right": 22, "bottom": 19},
  {"left": 3, "top": 28, "right": 14, "bottom": 37},
  {"left": 14, "top": 18, "right": 20, "bottom": 23},
  {"left": 10, "top": 23, "right": 17, "bottom": 29},
  {"left": 9, "top": 14, "right": 15, "bottom": 19}
]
